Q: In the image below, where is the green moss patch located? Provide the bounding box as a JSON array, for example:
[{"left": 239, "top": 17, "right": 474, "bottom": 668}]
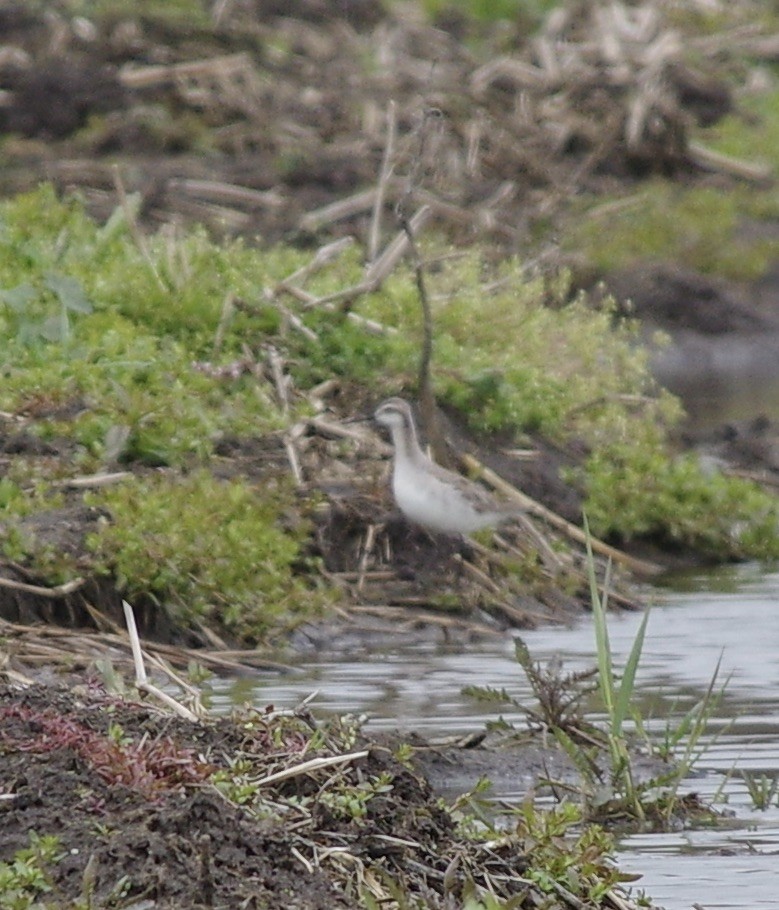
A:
[{"left": 85, "top": 471, "right": 321, "bottom": 641}]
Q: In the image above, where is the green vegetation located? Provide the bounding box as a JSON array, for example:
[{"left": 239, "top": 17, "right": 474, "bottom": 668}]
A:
[
  {"left": 85, "top": 471, "right": 321, "bottom": 641},
  {"left": 450, "top": 778, "right": 636, "bottom": 907},
  {"left": 584, "top": 444, "right": 779, "bottom": 559},
  {"left": 742, "top": 772, "right": 779, "bottom": 810},
  {"left": 564, "top": 79, "right": 779, "bottom": 284},
  {"left": 420, "top": 0, "right": 560, "bottom": 27},
  {"left": 512, "top": 802, "right": 629, "bottom": 903},
  {"left": 566, "top": 183, "right": 776, "bottom": 282},
  {"left": 1, "top": 184, "right": 779, "bottom": 642},
  {"left": 0, "top": 186, "right": 321, "bottom": 638},
  {"left": 0, "top": 833, "right": 62, "bottom": 910},
  {"left": 465, "top": 539, "right": 726, "bottom": 830},
  {"left": 706, "top": 89, "right": 779, "bottom": 177},
  {"left": 584, "top": 538, "right": 649, "bottom": 821},
  {"left": 57, "top": 0, "right": 212, "bottom": 27}
]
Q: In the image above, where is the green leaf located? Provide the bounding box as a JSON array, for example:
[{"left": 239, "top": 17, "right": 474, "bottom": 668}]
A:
[
  {"left": 40, "top": 310, "right": 69, "bottom": 343},
  {"left": 614, "top": 607, "right": 650, "bottom": 734},
  {"left": 0, "top": 283, "right": 37, "bottom": 311},
  {"left": 44, "top": 271, "right": 93, "bottom": 313},
  {"left": 584, "top": 516, "right": 615, "bottom": 720}
]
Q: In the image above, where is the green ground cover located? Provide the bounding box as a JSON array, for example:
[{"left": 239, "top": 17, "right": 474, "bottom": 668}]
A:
[{"left": 1, "top": 186, "right": 778, "bottom": 641}]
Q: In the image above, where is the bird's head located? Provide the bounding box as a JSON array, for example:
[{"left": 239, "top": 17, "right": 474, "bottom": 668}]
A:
[{"left": 374, "top": 397, "right": 415, "bottom": 432}]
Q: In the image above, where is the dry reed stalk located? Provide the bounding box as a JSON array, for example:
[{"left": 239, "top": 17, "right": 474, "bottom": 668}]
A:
[
  {"left": 55, "top": 472, "right": 131, "bottom": 489},
  {"left": 368, "top": 100, "right": 397, "bottom": 262},
  {"left": 459, "top": 452, "right": 663, "bottom": 577},
  {"left": 123, "top": 600, "right": 200, "bottom": 721},
  {"left": 167, "top": 178, "right": 284, "bottom": 209},
  {"left": 0, "top": 575, "right": 85, "bottom": 598},
  {"left": 111, "top": 166, "right": 167, "bottom": 292},
  {"left": 252, "top": 751, "right": 370, "bottom": 788}
]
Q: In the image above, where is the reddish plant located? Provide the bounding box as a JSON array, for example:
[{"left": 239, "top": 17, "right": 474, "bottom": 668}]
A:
[{"left": 0, "top": 704, "right": 214, "bottom": 800}]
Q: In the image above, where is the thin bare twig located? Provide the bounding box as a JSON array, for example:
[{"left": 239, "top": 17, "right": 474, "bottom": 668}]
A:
[
  {"left": 368, "top": 101, "right": 397, "bottom": 262},
  {"left": 253, "top": 751, "right": 370, "bottom": 788},
  {"left": 111, "top": 166, "right": 168, "bottom": 292}
]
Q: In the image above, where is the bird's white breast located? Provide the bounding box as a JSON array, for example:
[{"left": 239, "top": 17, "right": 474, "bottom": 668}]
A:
[{"left": 392, "top": 458, "right": 498, "bottom": 534}]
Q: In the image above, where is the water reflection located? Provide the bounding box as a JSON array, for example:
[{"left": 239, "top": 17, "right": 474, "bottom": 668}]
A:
[{"left": 211, "top": 564, "right": 779, "bottom": 910}]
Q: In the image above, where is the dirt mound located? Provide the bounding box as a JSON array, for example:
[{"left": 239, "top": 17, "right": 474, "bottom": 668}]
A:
[
  {"left": 0, "top": 681, "right": 549, "bottom": 910},
  {"left": 0, "top": 1, "right": 740, "bottom": 247}
]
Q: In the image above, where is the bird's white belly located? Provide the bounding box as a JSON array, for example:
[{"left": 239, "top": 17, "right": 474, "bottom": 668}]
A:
[{"left": 393, "top": 462, "right": 495, "bottom": 534}]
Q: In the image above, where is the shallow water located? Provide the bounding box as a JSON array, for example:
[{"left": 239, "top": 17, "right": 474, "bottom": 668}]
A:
[
  {"left": 211, "top": 563, "right": 779, "bottom": 910},
  {"left": 651, "top": 334, "right": 779, "bottom": 432}
]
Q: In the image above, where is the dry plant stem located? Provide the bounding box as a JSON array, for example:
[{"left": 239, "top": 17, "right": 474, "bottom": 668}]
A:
[
  {"left": 368, "top": 100, "right": 397, "bottom": 262},
  {"left": 111, "top": 165, "right": 167, "bottom": 292},
  {"left": 81, "top": 599, "right": 122, "bottom": 634},
  {"left": 261, "top": 294, "right": 319, "bottom": 342},
  {"left": 549, "top": 878, "right": 590, "bottom": 910},
  {"left": 356, "top": 523, "right": 378, "bottom": 592},
  {"left": 459, "top": 452, "right": 663, "bottom": 577},
  {"left": 299, "top": 188, "right": 380, "bottom": 233},
  {"left": 401, "top": 207, "right": 438, "bottom": 458},
  {"left": 123, "top": 600, "right": 148, "bottom": 685},
  {"left": 498, "top": 515, "right": 568, "bottom": 572},
  {"left": 264, "top": 343, "right": 290, "bottom": 414},
  {"left": 167, "top": 178, "right": 283, "bottom": 210},
  {"left": 0, "top": 575, "right": 85, "bottom": 598},
  {"left": 0, "top": 615, "right": 296, "bottom": 672},
  {"left": 309, "top": 415, "right": 384, "bottom": 447},
  {"left": 362, "top": 204, "right": 433, "bottom": 292},
  {"left": 119, "top": 52, "right": 252, "bottom": 89},
  {"left": 253, "top": 751, "right": 370, "bottom": 788},
  {"left": 55, "top": 472, "right": 131, "bottom": 489},
  {"left": 454, "top": 553, "right": 502, "bottom": 595},
  {"left": 213, "top": 291, "right": 235, "bottom": 353},
  {"left": 278, "top": 236, "right": 356, "bottom": 290},
  {"left": 335, "top": 570, "right": 396, "bottom": 582},
  {"left": 349, "top": 604, "right": 500, "bottom": 636},
  {"left": 687, "top": 141, "right": 773, "bottom": 183},
  {"left": 122, "top": 601, "right": 200, "bottom": 721},
  {"left": 284, "top": 436, "right": 304, "bottom": 486}
]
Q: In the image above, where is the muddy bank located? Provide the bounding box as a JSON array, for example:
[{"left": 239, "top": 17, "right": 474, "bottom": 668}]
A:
[
  {"left": 603, "top": 264, "right": 779, "bottom": 426},
  {"left": 600, "top": 264, "right": 779, "bottom": 478},
  {"left": 0, "top": 680, "right": 638, "bottom": 910},
  {"left": 0, "top": 1, "right": 746, "bottom": 248}
]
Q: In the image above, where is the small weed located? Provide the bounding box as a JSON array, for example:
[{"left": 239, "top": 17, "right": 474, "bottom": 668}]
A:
[
  {"left": 0, "top": 704, "right": 213, "bottom": 801},
  {"left": 585, "top": 528, "right": 650, "bottom": 820},
  {"left": 0, "top": 832, "right": 63, "bottom": 909},
  {"left": 0, "top": 270, "right": 93, "bottom": 346},
  {"left": 742, "top": 772, "right": 779, "bottom": 811},
  {"left": 465, "top": 530, "right": 729, "bottom": 829},
  {"left": 464, "top": 638, "right": 600, "bottom": 742},
  {"left": 513, "top": 801, "right": 632, "bottom": 903},
  {"left": 319, "top": 771, "right": 394, "bottom": 821}
]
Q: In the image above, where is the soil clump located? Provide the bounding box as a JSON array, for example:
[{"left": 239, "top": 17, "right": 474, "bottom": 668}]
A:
[{"left": 0, "top": 679, "right": 592, "bottom": 910}]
